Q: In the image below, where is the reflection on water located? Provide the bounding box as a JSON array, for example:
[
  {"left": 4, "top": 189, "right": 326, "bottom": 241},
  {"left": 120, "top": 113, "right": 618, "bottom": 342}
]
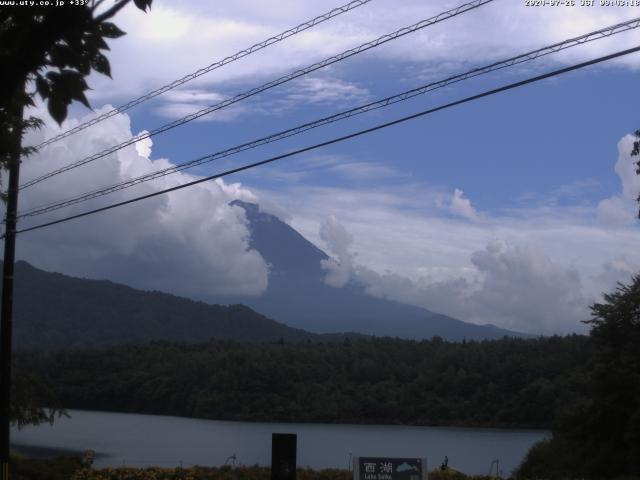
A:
[{"left": 12, "top": 410, "right": 548, "bottom": 475}]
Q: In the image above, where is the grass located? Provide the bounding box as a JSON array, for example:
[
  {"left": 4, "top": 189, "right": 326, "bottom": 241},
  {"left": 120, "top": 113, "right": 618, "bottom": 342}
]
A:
[{"left": 9, "top": 455, "right": 500, "bottom": 480}]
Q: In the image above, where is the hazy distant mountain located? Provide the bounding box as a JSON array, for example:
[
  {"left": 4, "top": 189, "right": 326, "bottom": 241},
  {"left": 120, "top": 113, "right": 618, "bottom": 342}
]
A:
[
  {"left": 217, "top": 200, "right": 528, "bottom": 341},
  {"left": 4, "top": 261, "right": 353, "bottom": 350}
]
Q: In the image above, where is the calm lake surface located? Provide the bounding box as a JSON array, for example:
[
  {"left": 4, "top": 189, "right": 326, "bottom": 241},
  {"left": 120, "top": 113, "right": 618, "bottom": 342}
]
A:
[{"left": 12, "top": 410, "right": 548, "bottom": 476}]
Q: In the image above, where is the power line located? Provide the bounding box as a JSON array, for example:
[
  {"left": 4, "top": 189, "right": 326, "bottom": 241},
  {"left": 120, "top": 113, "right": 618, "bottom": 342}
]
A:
[
  {"left": 31, "top": 0, "right": 375, "bottom": 150},
  {"left": 13, "top": 45, "right": 640, "bottom": 236},
  {"left": 20, "top": 0, "right": 495, "bottom": 190},
  {"left": 17, "top": 16, "right": 640, "bottom": 219}
]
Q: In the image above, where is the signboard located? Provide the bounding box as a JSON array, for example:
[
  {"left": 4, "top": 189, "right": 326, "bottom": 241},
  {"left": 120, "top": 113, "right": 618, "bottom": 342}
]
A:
[
  {"left": 353, "top": 457, "right": 427, "bottom": 480},
  {"left": 271, "top": 433, "right": 296, "bottom": 480}
]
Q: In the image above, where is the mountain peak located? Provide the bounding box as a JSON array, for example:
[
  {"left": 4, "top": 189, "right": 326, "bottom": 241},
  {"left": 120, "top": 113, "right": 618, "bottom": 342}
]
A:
[
  {"left": 231, "top": 199, "right": 328, "bottom": 278},
  {"left": 221, "top": 200, "right": 530, "bottom": 340},
  {"left": 230, "top": 199, "right": 259, "bottom": 216}
]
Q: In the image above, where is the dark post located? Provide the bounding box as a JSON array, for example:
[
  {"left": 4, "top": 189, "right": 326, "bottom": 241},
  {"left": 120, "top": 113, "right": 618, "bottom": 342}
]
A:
[
  {"left": 0, "top": 97, "right": 24, "bottom": 480},
  {"left": 271, "top": 433, "right": 296, "bottom": 480}
]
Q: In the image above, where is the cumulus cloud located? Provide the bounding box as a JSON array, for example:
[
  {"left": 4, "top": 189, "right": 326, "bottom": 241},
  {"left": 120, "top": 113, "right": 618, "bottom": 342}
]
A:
[
  {"left": 319, "top": 216, "right": 355, "bottom": 287},
  {"left": 594, "top": 257, "right": 639, "bottom": 296},
  {"left": 467, "top": 240, "right": 587, "bottom": 333},
  {"left": 597, "top": 196, "right": 636, "bottom": 226},
  {"left": 13, "top": 105, "right": 269, "bottom": 298},
  {"left": 450, "top": 188, "right": 479, "bottom": 221},
  {"left": 258, "top": 174, "right": 640, "bottom": 334},
  {"left": 597, "top": 135, "right": 639, "bottom": 226},
  {"left": 301, "top": 211, "right": 589, "bottom": 333},
  {"left": 356, "top": 239, "right": 588, "bottom": 335}
]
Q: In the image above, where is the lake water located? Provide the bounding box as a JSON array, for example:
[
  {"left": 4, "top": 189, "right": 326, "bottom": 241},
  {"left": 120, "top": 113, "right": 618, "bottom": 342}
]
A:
[{"left": 12, "top": 410, "right": 548, "bottom": 476}]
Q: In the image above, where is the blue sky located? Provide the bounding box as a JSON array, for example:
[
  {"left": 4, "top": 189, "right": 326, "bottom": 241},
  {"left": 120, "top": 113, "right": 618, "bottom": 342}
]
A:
[{"left": 13, "top": 0, "right": 640, "bottom": 334}]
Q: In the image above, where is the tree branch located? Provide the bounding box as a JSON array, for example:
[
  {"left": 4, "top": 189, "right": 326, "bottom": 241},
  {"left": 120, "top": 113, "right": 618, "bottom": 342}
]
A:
[
  {"left": 93, "top": 0, "right": 131, "bottom": 24},
  {"left": 91, "top": 0, "right": 108, "bottom": 12}
]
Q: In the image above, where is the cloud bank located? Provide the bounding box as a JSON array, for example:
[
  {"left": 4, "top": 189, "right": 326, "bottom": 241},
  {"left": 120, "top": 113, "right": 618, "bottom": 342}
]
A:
[
  {"left": 85, "top": 1, "right": 640, "bottom": 119},
  {"left": 14, "top": 106, "right": 269, "bottom": 298},
  {"left": 257, "top": 135, "right": 640, "bottom": 335},
  {"left": 597, "top": 135, "right": 640, "bottom": 226}
]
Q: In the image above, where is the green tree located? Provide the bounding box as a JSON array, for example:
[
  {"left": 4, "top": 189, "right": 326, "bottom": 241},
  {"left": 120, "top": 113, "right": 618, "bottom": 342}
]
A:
[
  {"left": 633, "top": 128, "right": 640, "bottom": 217},
  {"left": 517, "top": 275, "right": 640, "bottom": 478},
  {"left": 584, "top": 274, "right": 640, "bottom": 475},
  {"left": 1, "top": 0, "right": 152, "bottom": 156},
  {"left": 0, "top": 0, "right": 152, "bottom": 429}
]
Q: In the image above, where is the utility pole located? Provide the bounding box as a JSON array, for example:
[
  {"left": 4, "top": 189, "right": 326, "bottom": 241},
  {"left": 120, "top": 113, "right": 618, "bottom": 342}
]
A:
[{"left": 0, "top": 96, "right": 24, "bottom": 480}]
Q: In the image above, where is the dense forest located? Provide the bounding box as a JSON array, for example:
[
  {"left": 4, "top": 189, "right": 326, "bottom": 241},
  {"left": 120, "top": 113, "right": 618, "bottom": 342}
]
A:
[{"left": 17, "top": 335, "right": 590, "bottom": 429}]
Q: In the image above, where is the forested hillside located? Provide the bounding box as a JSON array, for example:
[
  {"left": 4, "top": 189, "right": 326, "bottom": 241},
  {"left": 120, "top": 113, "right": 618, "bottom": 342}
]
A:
[
  {"left": 18, "top": 335, "right": 590, "bottom": 429},
  {"left": 6, "top": 261, "right": 359, "bottom": 349}
]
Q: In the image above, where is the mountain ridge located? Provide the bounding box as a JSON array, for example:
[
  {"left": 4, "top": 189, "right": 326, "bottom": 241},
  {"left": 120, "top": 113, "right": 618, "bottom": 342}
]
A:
[{"left": 3, "top": 260, "right": 361, "bottom": 350}]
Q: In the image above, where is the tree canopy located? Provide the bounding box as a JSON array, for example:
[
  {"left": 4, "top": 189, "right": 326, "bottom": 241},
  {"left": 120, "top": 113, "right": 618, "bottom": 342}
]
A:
[
  {"left": 0, "top": 0, "right": 152, "bottom": 428},
  {"left": 18, "top": 335, "right": 591, "bottom": 429},
  {"left": 0, "top": 0, "right": 152, "bottom": 169},
  {"left": 633, "top": 129, "right": 640, "bottom": 217},
  {"left": 517, "top": 275, "right": 640, "bottom": 478}
]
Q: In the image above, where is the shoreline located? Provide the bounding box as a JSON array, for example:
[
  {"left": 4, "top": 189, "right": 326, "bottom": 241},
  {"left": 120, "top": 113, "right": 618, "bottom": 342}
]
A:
[{"left": 45, "top": 407, "right": 552, "bottom": 432}]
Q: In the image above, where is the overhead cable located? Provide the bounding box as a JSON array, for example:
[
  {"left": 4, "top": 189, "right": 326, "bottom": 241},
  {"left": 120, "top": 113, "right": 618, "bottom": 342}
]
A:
[
  {"left": 17, "top": 16, "right": 640, "bottom": 219},
  {"left": 13, "top": 45, "right": 640, "bottom": 236},
  {"left": 31, "top": 0, "right": 375, "bottom": 149},
  {"left": 20, "top": 0, "right": 495, "bottom": 189}
]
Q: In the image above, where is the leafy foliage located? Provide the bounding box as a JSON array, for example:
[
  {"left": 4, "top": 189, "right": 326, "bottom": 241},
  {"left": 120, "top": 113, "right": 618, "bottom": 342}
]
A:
[
  {"left": 0, "top": 0, "right": 152, "bottom": 169},
  {"left": 516, "top": 275, "right": 640, "bottom": 478},
  {"left": 1, "top": 0, "right": 152, "bottom": 429},
  {"left": 10, "top": 362, "right": 65, "bottom": 428},
  {"left": 633, "top": 129, "right": 640, "bottom": 217},
  {"left": 18, "top": 335, "right": 590, "bottom": 429}
]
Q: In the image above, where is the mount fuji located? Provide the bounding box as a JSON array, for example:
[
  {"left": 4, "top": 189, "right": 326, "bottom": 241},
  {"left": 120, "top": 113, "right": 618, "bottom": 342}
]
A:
[{"left": 215, "top": 201, "right": 528, "bottom": 341}]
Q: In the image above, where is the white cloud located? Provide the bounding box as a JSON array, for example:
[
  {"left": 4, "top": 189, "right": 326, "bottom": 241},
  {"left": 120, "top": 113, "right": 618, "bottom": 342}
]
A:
[
  {"left": 134, "top": 131, "right": 152, "bottom": 158},
  {"left": 284, "top": 77, "right": 370, "bottom": 106},
  {"left": 152, "top": 75, "right": 370, "bottom": 122},
  {"left": 597, "top": 196, "right": 636, "bottom": 226},
  {"left": 597, "top": 134, "right": 639, "bottom": 226},
  {"left": 594, "top": 257, "right": 639, "bottom": 295},
  {"left": 450, "top": 188, "right": 479, "bottom": 221},
  {"left": 14, "top": 105, "right": 269, "bottom": 298},
  {"left": 255, "top": 170, "right": 640, "bottom": 334},
  {"left": 614, "top": 134, "right": 640, "bottom": 200},
  {"left": 466, "top": 240, "right": 587, "bottom": 333},
  {"left": 84, "top": 0, "right": 640, "bottom": 112},
  {"left": 319, "top": 215, "right": 355, "bottom": 287},
  {"left": 355, "top": 239, "right": 590, "bottom": 335},
  {"left": 162, "top": 89, "right": 226, "bottom": 104},
  {"left": 308, "top": 213, "right": 590, "bottom": 334},
  {"left": 154, "top": 101, "right": 249, "bottom": 122},
  {"left": 241, "top": 153, "right": 409, "bottom": 184}
]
